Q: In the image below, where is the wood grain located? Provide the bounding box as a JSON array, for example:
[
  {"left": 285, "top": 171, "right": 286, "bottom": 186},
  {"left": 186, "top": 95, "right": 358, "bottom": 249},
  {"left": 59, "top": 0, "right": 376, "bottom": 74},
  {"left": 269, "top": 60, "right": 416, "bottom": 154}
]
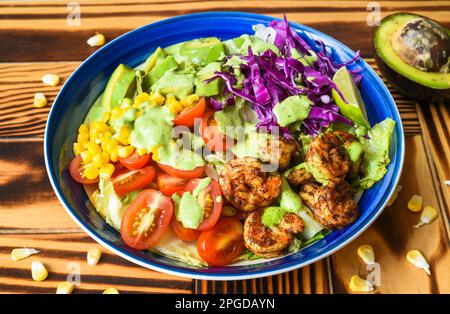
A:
[
  {"left": 0, "top": 233, "right": 192, "bottom": 294},
  {"left": 0, "top": 59, "right": 421, "bottom": 139},
  {"left": 0, "top": 0, "right": 449, "bottom": 61},
  {"left": 194, "top": 259, "right": 331, "bottom": 294},
  {"left": 330, "top": 135, "right": 450, "bottom": 294}
]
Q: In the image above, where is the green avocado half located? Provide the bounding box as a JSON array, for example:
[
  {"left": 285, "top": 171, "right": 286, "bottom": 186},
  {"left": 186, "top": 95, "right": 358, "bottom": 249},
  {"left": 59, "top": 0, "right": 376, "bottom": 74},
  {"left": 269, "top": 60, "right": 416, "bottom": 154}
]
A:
[{"left": 374, "top": 13, "right": 450, "bottom": 101}]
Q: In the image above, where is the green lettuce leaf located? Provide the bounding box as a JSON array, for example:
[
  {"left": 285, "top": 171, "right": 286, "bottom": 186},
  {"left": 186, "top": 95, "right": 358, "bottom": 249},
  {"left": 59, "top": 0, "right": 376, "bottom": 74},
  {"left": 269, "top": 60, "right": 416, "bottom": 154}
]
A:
[{"left": 359, "top": 118, "right": 396, "bottom": 189}]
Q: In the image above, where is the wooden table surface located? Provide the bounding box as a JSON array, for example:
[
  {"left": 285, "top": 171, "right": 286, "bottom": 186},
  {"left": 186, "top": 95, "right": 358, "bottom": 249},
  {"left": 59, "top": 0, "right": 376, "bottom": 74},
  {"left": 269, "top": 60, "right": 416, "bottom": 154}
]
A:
[{"left": 1, "top": 0, "right": 449, "bottom": 294}]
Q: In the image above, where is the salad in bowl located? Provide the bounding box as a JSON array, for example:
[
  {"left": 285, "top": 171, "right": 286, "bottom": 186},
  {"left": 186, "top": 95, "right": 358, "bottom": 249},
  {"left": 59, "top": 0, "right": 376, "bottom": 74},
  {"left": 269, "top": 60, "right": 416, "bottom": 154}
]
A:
[{"left": 67, "top": 17, "right": 395, "bottom": 267}]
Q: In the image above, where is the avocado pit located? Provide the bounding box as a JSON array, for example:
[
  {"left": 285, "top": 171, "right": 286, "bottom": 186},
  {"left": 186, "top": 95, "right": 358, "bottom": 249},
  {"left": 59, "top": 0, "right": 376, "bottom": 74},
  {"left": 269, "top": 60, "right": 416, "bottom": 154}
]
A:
[{"left": 392, "top": 18, "right": 450, "bottom": 73}]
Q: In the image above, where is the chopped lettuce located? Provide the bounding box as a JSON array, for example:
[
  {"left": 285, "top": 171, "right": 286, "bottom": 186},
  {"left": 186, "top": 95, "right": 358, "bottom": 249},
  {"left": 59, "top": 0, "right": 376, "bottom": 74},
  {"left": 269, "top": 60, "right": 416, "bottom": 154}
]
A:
[
  {"left": 153, "top": 230, "right": 206, "bottom": 266},
  {"left": 94, "top": 178, "right": 125, "bottom": 231},
  {"left": 288, "top": 237, "right": 302, "bottom": 253},
  {"left": 301, "top": 230, "right": 327, "bottom": 248},
  {"left": 359, "top": 118, "right": 395, "bottom": 189}
]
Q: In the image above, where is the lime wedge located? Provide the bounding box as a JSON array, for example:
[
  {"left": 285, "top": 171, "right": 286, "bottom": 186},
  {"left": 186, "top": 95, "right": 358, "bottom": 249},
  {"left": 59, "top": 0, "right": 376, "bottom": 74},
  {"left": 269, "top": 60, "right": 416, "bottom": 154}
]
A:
[{"left": 332, "top": 67, "right": 370, "bottom": 128}]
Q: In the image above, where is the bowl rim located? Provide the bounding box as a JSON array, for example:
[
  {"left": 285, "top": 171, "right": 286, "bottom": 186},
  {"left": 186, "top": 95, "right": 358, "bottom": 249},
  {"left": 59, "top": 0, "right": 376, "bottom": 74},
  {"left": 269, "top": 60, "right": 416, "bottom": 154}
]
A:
[{"left": 44, "top": 11, "right": 405, "bottom": 281}]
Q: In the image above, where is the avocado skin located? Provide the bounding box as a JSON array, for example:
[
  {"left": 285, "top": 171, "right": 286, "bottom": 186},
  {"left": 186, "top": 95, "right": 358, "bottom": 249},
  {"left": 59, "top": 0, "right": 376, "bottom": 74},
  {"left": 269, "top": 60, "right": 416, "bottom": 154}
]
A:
[
  {"left": 374, "top": 13, "right": 450, "bottom": 101},
  {"left": 374, "top": 53, "right": 450, "bottom": 101}
]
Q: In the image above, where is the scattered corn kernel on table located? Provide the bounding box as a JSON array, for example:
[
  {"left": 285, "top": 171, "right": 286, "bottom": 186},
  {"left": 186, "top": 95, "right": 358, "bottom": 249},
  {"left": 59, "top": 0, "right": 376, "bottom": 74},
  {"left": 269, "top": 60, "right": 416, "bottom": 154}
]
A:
[{"left": 1, "top": 0, "right": 450, "bottom": 294}]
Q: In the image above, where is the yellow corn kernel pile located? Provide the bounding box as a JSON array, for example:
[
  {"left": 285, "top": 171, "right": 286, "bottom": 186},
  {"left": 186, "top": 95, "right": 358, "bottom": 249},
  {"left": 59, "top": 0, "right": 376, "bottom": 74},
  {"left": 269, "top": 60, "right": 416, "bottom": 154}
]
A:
[
  {"left": 165, "top": 94, "right": 199, "bottom": 115},
  {"left": 73, "top": 122, "right": 118, "bottom": 180},
  {"left": 408, "top": 194, "right": 423, "bottom": 212}
]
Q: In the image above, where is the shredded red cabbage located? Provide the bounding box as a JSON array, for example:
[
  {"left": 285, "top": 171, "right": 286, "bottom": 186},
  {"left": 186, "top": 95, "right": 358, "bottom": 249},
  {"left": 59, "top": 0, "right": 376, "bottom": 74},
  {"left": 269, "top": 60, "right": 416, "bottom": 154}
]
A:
[{"left": 205, "top": 16, "right": 361, "bottom": 137}]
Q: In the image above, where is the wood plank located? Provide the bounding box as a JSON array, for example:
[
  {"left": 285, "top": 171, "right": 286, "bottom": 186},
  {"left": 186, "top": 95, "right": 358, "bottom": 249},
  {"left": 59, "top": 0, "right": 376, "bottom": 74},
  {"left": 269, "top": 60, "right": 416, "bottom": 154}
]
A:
[
  {"left": 330, "top": 135, "right": 450, "bottom": 293},
  {"left": 0, "top": 60, "right": 421, "bottom": 139},
  {"left": 0, "top": 233, "right": 192, "bottom": 294},
  {"left": 0, "top": 0, "right": 449, "bottom": 61},
  {"left": 0, "top": 141, "right": 79, "bottom": 231},
  {"left": 194, "top": 258, "right": 331, "bottom": 294},
  {"left": 417, "top": 101, "right": 450, "bottom": 231}
]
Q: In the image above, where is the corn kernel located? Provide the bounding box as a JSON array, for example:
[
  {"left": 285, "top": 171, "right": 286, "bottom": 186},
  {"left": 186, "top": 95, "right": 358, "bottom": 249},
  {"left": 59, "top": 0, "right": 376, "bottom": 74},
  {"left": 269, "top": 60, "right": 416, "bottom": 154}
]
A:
[
  {"left": 117, "top": 126, "right": 131, "bottom": 145},
  {"left": 414, "top": 206, "right": 438, "bottom": 229},
  {"left": 42, "top": 73, "right": 60, "bottom": 87},
  {"left": 387, "top": 185, "right": 402, "bottom": 206},
  {"left": 408, "top": 194, "right": 423, "bottom": 212},
  {"left": 102, "top": 111, "right": 111, "bottom": 123},
  {"left": 92, "top": 121, "right": 109, "bottom": 132},
  {"left": 87, "top": 248, "right": 102, "bottom": 266},
  {"left": 110, "top": 150, "right": 119, "bottom": 162},
  {"left": 181, "top": 94, "right": 199, "bottom": 108},
  {"left": 73, "top": 143, "right": 83, "bottom": 156},
  {"left": 84, "top": 166, "right": 99, "bottom": 180},
  {"left": 118, "top": 146, "right": 134, "bottom": 158},
  {"left": 80, "top": 150, "right": 93, "bottom": 163},
  {"left": 349, "top": 275, "right": 374, "bottom": 292},
  {"left": 77, "top": 132, "right": 89, "bottom": 145},
  {"left": 103, "top": 139, "right": 119, "bottom": 154},
  {"left": 33, "top": 92, "right": 48, "bottom": 108},
  {"left": 92, "top": 154, "right": 103, "bottom": 168},
  {"left": 149, "top": 92, "right": 165, "bottom": 106},
  {"left": 87, "top": 33, "right": 106, "bottom": 47},
  {"left": 90, "top": 127, "right": 102, "bottom": 141},
  {"left": 99, "top": 163, "right": 115, "bottom": 179},
  {"left": 56, "top": 282, "right": 74, "bottom": 294},
  {"left": 103, "top": 288, "right": 119, "bottom": 294},
  {"left": 134, "top": 92, "right": 150, "bottom": 107},
  {"left": 31, "top": 261, "right": 48, "bottom": 281},
  {"left": 78, "top": 124, "right": 89, "bottom": 134},
  {"left": 165, "top": 95, "right": 183, "bottom": 114},
  {"left": 136, "top": 148, "right": 147, "bottom": 157},
  {"left": 357, "top": 245, "right": 375, "bottom": 264},
  {"left": 150, "top": 145, "right": 160, "bottom": 161},
  {"left": 11, "top": 248, "right": 39, "bottom": 262},
  {"left": 86, "top": 142, "right": 102, "bottom": 155},
  {"left": 406, "top": 250, "right": 430, "bottom": 275}
]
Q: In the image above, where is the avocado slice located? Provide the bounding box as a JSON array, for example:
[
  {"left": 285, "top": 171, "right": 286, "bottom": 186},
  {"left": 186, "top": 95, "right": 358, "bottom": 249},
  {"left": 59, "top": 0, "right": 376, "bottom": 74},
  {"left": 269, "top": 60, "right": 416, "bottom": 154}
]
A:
[
  {"left": 194, "top": 62, "right": 222, "bottom": 97},
  {"left": 147, "top": 55, "right": 179, "bottom": 86},
  {"left": 178, "top": 37, "right": 225, "bottom": 66},
  {"left": 101, "top": 64, "right": 136, "bottom": 111},
  {"left": 151, "top": 71, "right": 195, "bottom": 100},
  {"left": 374, "top": 13, "right": 450, "bottom": 101},
  {"left": 141, "top": 47, "right": 166, "bottom": 74}
]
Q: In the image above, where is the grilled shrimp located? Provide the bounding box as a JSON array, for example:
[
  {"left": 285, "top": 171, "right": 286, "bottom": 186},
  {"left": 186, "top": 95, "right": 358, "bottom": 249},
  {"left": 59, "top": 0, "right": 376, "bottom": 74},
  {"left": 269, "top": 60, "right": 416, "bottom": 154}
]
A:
[
  {"left": 219, "top": 157, "right": 282, "bottom": 212},
  {"left": 334, "top": 130, "right": 363, "bottom": 179},
  {"left": 259, "top": 136, "right": 302, "bottom": 171},
  {"left": 299, "top": 179, "right": 358, "bottom": 229},
  {"left": 287, "top": 166, "right": 314, "bottom": 187},
  {"left": 306, "top": 132, "right": 350, "bottom": 180},
  {"left": 244, "top": 210, "right": 304, "bottom": 258}
]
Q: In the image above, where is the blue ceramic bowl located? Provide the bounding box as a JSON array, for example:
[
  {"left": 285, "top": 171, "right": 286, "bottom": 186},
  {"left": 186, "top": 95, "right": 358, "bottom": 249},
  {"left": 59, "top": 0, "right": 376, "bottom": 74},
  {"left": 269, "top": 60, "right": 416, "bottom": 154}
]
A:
[{"left": 45, "top": 12, "right": 404, "bottom": 280}]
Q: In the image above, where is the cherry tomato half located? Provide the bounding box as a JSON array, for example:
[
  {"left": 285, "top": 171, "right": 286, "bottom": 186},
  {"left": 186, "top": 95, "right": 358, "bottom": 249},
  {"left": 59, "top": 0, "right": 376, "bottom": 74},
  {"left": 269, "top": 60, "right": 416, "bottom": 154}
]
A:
[
  {"left": 157, "top": 163, "right": 205, "bottom": 179},
  {"left": 200, "top": 109, "right": 234, "bottom": 152},
  {"left": 69, "top": 155, "right": 99, "bottom": 184},
  {"left": 157, "top": 173, "right": 188, "bottom": 196},
  {"left": 171, "top": 217, "right": 200, "bottom": 242},
  {"left": 112, "top": 166, "right": 156, "bottom": 197},
  {"left": 185, "top": 178, "right": 222, "bottom": 231},
  {"left": 173, "top": 97, "right": 206, "bottom": 128},
  {"left": 119, "top": 152, "right": 151, "bottom": 170},
  {"left": 197, "top": 217, "right": 245, "bottom": 266},
  {"left": 121, "top": 189, "right": 173, "bottom": 250}
]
